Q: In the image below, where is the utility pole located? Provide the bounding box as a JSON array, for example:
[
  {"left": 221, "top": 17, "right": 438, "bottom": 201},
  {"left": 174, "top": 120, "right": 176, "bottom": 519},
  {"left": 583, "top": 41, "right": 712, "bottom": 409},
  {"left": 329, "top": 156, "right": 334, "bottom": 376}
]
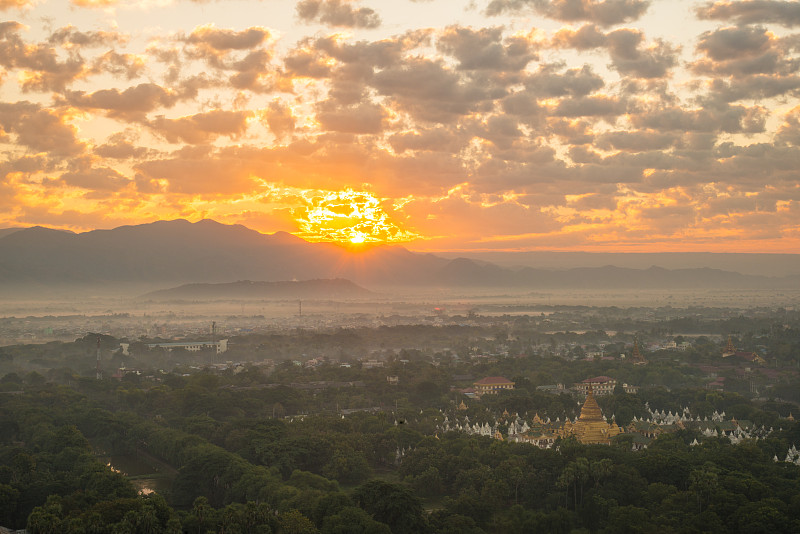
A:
[{"left": 211, "top": 321, "right": 216, "bottom": 365}]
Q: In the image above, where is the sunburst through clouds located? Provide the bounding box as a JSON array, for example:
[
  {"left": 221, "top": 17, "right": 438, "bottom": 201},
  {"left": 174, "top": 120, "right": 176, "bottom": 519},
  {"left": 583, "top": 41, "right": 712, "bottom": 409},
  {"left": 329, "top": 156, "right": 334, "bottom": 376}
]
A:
[{"left": 293, "top": 189, "right": 419, "bottom": 246}]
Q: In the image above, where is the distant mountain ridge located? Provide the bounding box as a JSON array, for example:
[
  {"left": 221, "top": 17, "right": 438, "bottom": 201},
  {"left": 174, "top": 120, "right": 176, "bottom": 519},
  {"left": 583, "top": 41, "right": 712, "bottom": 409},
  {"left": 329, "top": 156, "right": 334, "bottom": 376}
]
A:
[{"left": 0, "top": 219, "right": 797, "bottom": 294}]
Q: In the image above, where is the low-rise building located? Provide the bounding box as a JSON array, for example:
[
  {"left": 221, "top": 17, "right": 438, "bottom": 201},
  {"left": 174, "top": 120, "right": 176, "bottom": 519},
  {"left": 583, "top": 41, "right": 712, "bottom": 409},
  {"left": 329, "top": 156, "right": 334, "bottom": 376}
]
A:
[
  {"left": 141, "top": 339, "right": 228, "bottom": 354},
  {"left": 576, "top": 376, "right": 617, "bottom": 396},
  {"left": 473, "top": 376, "right": 515, "bottom": 395}
]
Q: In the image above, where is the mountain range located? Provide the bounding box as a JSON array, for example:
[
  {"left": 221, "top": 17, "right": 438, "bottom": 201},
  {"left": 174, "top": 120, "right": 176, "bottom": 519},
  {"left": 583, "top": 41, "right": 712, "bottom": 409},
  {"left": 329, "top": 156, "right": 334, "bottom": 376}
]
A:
[{"left": 0, "top": 219, "right": 798, "bottom": 296}]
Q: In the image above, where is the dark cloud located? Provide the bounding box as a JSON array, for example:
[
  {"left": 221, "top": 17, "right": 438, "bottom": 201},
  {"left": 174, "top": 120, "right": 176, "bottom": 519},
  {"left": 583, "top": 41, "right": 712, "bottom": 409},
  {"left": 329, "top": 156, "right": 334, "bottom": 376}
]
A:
[
  {"left": 696, "top": 1, "right": 800, "bottom": 27},
  {"left": 705, "top": 75, "right": 800, "bottom": 102},
  {"left": 552, "top": 23, "right": 607, "bottom": 49},
  {"left": 551, "top": 95, "right": 627, "bottom": 117},
  {"left": 388, "top": 127, "right": 470, "bottom": 154},
  {"left": 775, "top": 106, "right": 800, "bottom": 145},
  {"left": 296, "top": 0, "right": 381, "bottom": 29},
  {"left": 372, "top": 58, "right": 503, "bottom": 123},
  {"left": 697, "top": 26, "right": 771, "bottom": 62},
  {"left": 229, "top": 49, "right": 278, "bottom": 92},
  {"left": 92, "top": 51, "right": 146, "bottom": 79},
  {"left": 184, "top": 25, "right": 271, "bottom": 51},
  {"left": 548, "top": 118, "right": 594, "bottom": 144},
  {"left": 316, "top": 101, "right": 386, "bottom": 134},
  {"left": 284, "top": 47, "right": 334, "bottom": 78},
  {"left": 58, "top": 162, "right": 131, "bottom": 193},
  {"left": 0, "top": 21, "right": 86, "bottom": 91},
  {"left": 486, "top": 0, "right": 650, "bottom": 27},
  {"left": 477, "top": 114, "right": 524, "bottom": 149},
  {"left": 606, "top": 29, "right": 678, "bottom": 78},
  {"left": 437, "top": 26, "right": 537, "bottom": 71},
  {"left": 48, "top": 25, "right": 126, "bottom": 48},
  {"left": 94, "top": 132, "right": 152, "bottom": 159},
  {"left": 629, "top": 103, "right": 767, "bottom": 133},
  {"left": 148, "top": 110, "right": 252, "bottom": 144},
  {"left": 690, "top": 26, "right": 800, "bottom": 104},
  {"left": 180, "top": 26, "right": 278, "bottom": 93},
  {"left": 524, "top": 63, "right": 604, "bottom": 97},
  {"left": 264, "top": 101, "right": 295, "bottom": 139},
  {"left": 500, "top": 91, "right": 545, "bottom": 126},
  {"left": 64, "top": 83, "right": 182, "bottom": 121},
  {"left": 595, "top": 130, "right": 677, "bottom": 151},
  {"left": 0, "top": 101, "right": 85, "bottom": 156},
  {"left": 692, "top": 26, "right": 796, "bottom": 78},
  {"left": 553, "top": 25, "right": 678, "bottom": 79}
]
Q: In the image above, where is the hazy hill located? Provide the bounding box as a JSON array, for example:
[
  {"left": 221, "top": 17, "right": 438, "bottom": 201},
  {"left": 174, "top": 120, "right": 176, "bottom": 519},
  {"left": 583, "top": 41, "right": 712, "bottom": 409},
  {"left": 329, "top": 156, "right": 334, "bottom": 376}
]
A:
[
  {"left": 140, "top": 279, "right": 373, "bottom": 301},
  {"left": 438, "top": 250, "right": 800, "bottom": 278},
  {"left": 0, "top": 219, "right": 797, "bottom": 295}
]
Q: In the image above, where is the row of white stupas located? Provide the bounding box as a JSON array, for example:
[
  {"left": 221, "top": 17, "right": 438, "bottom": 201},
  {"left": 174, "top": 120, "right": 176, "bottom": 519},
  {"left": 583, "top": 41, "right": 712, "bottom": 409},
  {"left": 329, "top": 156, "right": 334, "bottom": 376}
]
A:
[
  {"left": 773, "top": 444, "right": 800, "bottom": 466},
  {"left": 640, "top": 405, "right": 726, "bottom": 424},
  {"left": 438, "top": 404, "right": 785, "bottom": 445}
]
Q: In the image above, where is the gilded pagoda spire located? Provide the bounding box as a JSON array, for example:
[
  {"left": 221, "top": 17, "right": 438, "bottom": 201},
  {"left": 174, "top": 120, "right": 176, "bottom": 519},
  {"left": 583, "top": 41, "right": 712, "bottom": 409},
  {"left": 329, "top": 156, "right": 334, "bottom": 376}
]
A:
[
  {"left": 723, "top": 335, "right": 736, "bottom": 356},
  {"left": 631, "top": 337, "right": 647, "bottom": 365},
  {"left": 579, "top": 384, "right": 604, "bottom": 422},
  {"left": 561, "top": 383, "right": 623, "bottom": 444}
]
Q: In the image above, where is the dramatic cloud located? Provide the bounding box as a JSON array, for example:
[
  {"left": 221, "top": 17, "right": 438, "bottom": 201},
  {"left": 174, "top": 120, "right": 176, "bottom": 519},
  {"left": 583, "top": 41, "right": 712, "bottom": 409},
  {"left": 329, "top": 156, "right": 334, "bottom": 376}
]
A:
[
  {"left": 486, "top": 0, "right": 651, "bottom": 27},
  {"left": 2, "top": 0, "right": 799, "bottom": 251},
  {"left": 296, "top": 0, "right": 381, "bottom": 29},
  {"left": 48, "top": 25, "right": 127, "bottom": 48},
  {"left": 553, "top": 25, "right": 679, "bottom": 79},
  {"left": 63, "top": 83, "right": 183, "bottom": 121},
  {"left": 148, "top": 109, "right": 252, "bottom": 144},
  {"left": 436, "top": 26, "right": 537, "bottom": 71},
  {"left": 0, "top": 101, "right": 85, "bottom": 156},
  {"left": 696, "top": 1, "right": 800, "bottom": 27},
  {"left": 0, "top": 21, "right": 88, "bottom": 91}
]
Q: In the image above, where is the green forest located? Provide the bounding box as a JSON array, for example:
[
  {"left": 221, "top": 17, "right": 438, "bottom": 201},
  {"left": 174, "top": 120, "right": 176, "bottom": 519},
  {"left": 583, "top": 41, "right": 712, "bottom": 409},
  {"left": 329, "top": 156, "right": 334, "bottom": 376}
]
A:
[{"left": 1, "top": 312, "right": 799, "bottom": 533}]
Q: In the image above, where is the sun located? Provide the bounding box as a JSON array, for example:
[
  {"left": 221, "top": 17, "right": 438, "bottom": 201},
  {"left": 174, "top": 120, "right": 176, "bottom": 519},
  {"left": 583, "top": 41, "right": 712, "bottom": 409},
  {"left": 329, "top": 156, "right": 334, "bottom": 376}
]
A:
[{"left": 294, "top": 189, "right": 420, "bottom": 245}]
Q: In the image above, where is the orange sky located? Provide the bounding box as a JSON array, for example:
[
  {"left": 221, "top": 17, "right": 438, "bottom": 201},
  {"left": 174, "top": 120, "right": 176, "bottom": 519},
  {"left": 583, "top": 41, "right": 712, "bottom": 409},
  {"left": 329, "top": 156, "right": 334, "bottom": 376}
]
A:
[{"left": 1, "top": 0, "right": 800, "bottom": 253}]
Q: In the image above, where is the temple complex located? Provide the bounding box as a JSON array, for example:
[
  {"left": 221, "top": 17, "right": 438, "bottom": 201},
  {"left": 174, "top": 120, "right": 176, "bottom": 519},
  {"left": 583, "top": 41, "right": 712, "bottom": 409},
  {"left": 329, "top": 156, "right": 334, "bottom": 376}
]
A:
[
  {"left": 721, "top": 335, "right": 767, "bottom": 364},
  {"left": 561, "top": 385, "right": 623, "bottom": 444}
]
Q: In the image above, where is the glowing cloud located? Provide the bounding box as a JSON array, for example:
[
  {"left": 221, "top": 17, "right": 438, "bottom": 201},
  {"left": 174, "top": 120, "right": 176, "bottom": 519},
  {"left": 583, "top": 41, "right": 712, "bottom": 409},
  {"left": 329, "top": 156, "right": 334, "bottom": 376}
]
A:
[{"left": 293, "top": 189, "right": 420, "bottom": 245}]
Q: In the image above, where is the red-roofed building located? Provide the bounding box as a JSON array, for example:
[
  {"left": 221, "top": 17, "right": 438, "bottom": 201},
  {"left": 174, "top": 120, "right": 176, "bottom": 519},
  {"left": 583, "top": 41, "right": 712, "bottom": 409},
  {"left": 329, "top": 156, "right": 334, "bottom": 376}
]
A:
[{"left": 473, "top": 376, "right": 515, "bottom": 395}]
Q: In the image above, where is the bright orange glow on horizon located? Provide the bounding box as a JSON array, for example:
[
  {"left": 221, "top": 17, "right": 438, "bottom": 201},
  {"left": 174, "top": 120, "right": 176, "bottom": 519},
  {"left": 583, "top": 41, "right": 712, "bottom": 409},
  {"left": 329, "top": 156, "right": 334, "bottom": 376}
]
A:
[{"left": 293, "top": 189, "right": 420, "bottom": 245}]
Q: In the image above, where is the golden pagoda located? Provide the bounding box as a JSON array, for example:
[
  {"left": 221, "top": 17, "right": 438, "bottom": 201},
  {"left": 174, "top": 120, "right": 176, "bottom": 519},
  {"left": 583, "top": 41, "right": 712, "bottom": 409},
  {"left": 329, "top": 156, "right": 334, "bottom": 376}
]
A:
[
  {"left": 723, "top": 335, "right": 736, "bottom": 357},
  {"left": 561, "top": 385, "right": 623, "bottom": 444}
]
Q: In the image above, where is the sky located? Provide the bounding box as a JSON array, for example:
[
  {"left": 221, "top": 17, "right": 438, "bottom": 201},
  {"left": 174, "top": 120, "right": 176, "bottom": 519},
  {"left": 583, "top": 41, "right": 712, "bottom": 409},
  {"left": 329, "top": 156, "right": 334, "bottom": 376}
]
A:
[{"left": 1, "top": 0, "right": 800, "bottom": 253}]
